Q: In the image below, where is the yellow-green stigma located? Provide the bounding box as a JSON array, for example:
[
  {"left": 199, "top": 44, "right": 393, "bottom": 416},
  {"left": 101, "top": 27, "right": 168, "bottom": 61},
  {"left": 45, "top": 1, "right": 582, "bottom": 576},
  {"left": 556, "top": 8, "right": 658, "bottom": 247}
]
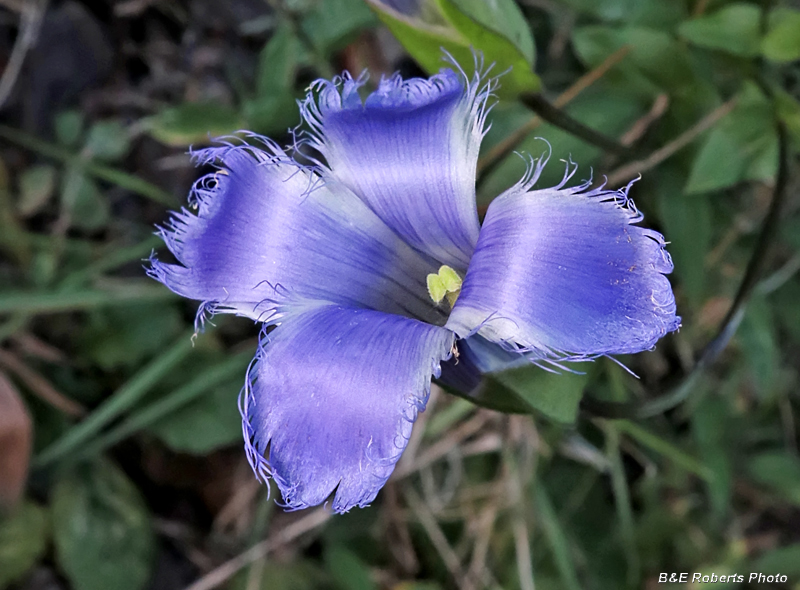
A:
[{"left": 426, "top": 265, "right": 463, "bottom": 308}]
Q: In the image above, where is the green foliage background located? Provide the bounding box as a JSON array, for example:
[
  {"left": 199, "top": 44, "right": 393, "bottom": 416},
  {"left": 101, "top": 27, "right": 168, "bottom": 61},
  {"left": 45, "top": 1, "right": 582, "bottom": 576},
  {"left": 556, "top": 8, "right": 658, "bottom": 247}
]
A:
[{"left": 1, "top": 0, "right": 800, "bottom": 589}]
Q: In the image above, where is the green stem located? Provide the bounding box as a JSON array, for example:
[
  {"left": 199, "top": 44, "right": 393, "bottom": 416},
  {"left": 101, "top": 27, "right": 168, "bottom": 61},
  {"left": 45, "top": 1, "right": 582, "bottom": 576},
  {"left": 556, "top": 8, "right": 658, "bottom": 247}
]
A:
[{"left": 518, "top": 93, "right": 634, "bottom": 158}]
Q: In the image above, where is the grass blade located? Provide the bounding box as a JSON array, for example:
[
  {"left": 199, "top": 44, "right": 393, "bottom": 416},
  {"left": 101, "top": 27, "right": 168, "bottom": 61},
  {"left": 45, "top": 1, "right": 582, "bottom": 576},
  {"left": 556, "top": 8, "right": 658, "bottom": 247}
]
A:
[
  {"left": 534, "top": 485, "right": 582, "bottom": 590},
  {"left": 0, "top": 284, "right": 175, "bottom": 315},
  {"left": 0, "top": 124, "right": 176, "bottom": 207},
  {"left": 34, "top": 330, "right": 195, "bottom": 467},
  {"left": 74, "top": 351, "right": 251, "bottom": 461},
  {"left": 613, "top": 419, "right": 714, "bottom": 481}
]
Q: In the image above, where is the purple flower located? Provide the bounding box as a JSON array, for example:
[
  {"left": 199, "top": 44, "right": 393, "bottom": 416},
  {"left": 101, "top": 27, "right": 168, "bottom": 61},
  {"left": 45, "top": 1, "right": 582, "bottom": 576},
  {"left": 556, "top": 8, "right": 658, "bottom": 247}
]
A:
[{"left": 148, "top": 63, "right": 680, "bottom": 513}]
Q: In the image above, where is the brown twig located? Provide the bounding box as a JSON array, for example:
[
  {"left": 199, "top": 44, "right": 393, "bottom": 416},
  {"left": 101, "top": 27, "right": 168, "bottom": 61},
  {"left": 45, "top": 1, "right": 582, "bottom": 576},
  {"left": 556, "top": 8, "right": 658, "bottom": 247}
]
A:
[
  {"left": 0, "top": 370, "right": 31, "bottom": 509},
  {"left": 0, "top": 349, "right": 85, "bottom": 417},
  {"left": 604, "top": 98, "right": 737, "bottom": 188},
  {"left": 619, "top": 94, "right": 670, "bottom": 147},
  {"left": 403, "top": 485, "right": 472, "bottom": 587},
  {"left": 477, "top": 45, "right": 632, "bottom": 175},
  {"left": 393, "top": 412, "right": 488, "bottom": 478},
  {"left": 0, "top": 0, "right": 48, "bottom": 110},
  {"left": 183, "top": 508, "right": 331, "bottom": 590}
]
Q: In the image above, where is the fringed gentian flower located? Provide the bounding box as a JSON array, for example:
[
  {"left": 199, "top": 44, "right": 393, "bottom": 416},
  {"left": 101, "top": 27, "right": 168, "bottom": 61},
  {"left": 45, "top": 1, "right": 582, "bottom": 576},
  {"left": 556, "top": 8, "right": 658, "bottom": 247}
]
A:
[{"left": 148, "top": 62, "right": 680, "bottom": 513}]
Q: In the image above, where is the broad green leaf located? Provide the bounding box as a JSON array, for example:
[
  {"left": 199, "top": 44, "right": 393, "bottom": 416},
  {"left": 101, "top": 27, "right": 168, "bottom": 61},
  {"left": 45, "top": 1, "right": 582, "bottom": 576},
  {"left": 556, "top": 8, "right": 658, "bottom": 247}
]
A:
[
  {"left": 148, "top": 380, "right": 242, "bottom": 454},
  {"left": 437, "top": 0, "right": 539, "bottom": 95},
  {"left": 0, "top": 502, "right": 49, "bottom": 588},
  {"left": 52, "top": 460, "right": 155, "bottom": 590},
  {"left": 692, "top": 396, "right": 733, "bottom": 519},
  {"left": 302, "top": 0, "right": 377, "bottom": 53},
  {"left": 256, "top": 24, "right": 301, "bottom": 97},
  {"left": 685, "top": 83, "right": 777, "bottom": 194},
  {"left": 54, "top": 110, "right": 85, "bottom": 147},
  {"left": 366, "top": 0, "right": 540, "bottom": 97},
  {"left": 752, "top": 544, "right": 800, "bottom": 577},
  {"left": 243, "top": 93, "right": 300, "bottom": 136},
  {"left": 324, "top": 545, "right": 377, "bottom": 590},
  {"left": 492, "top": 365, "right": 589, "bottom": 424},
  {"left": 747, "top": 451, "right": 800, "bottom": 506},
  {"left": 535, "top": 486, "right": 582, "bottom": 590},
  {"left": 556, "top": 0, "right": 686, "bottom": 27},
  {"left": 656, "top": 166, "right": 712, "bottom": 306},
  {"left": 80, "top": 302, "right": 183, "bottom": 370},
  {"left": 572, "top": 26, "right": 695, "bottom": 97},
  {"left": 684, "top": 124, "right": 747, "bottom": 194},
  {"left": 761, "top": 8, "right": 800, "bottom": 63},
  {"left": 231, "top": 560, "right": 330, "bottom": 590},
  {"left": 739, "top": 297, "right": 779, "bottom": 397},
  {"left": 60, "top": 169, "right": 109, "bottom": 232},
  {"left": 18, "top": 164, "right": 56, "bottom": 217},
  {"left": 774, "top": 89, "right": 800, "bottom": 145},
  {"left": 678, "top": 3, "right": 762, "bottom": 57},
  {"left": 447, "top": 0, "right": 535, "bottom": 63},
  {"left": 84, "top": 120, "right": 131, "bottom": 162},
  {"left": 440, "top": 376, "right": 533, "bottom": 415},
  {"left": 146, "top": 103, "right": 244, "bottom": 147},
  {"left": 480, "top": 90, "right": 643, "bottom": 200}
]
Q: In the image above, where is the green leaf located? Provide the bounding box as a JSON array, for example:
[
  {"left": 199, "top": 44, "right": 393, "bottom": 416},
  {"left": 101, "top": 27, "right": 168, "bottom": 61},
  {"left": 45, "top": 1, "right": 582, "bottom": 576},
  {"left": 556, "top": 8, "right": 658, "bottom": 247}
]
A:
[
  {"left": 556, "top": 0, "right": 687, "bottom": 27},
  {"left": 54, "top": 110, "right": 85, "bottom": 147},
  {"left": 80, "top": 302, "right": 184, "bottom": 370},
  {"left": 146, "top": 103, "right": 244, "bottom": 147},
  {"left": 302, "top": 0, "right": 377, "bottom": 53},
  {"left": 148, "top": 378, "right": 242, "bottom": 454},
  {"left": 231, "top": 561, "right": 330, "bottom": 590},
  {"left": 0, "top": 284, "right": 176, "bottom": 315},
  {"left": 75, "top": 352, "right": 251, "bottom": 461},
  {"left": 480, "top": 90, "right": 642, "bottom": 199},
  {"left": 774, "top": 89, "right": 800, "bottom": 145},
  {"left": 243, "top": 93, "right": 300, "bottom": 136},
  {"left": 84, "top": 121, "right": 131, "bottom": 162},
  {"left": 256, "top": 24, "right": 300, "bottom": 97},
  {"left": 366, "top": 0, "right": 540, "bottom": 97},
  {"left": 18, "top": 164, "right": 57, "bottom": 217},
  {"left": 677, "top": 3, "right": 762, "bottom": 57},
  {"left": 685, "top": 83, "right": 777, "bottom": 194},
  {"left": 752, "top": 544, "right": 800, "bottom": 577},
  {"left": 35, "top": 330, "right": 195, "bottom": 467},
  {"left": 0, "top": 124, "right": 175, "bottom": 206},
  {"left": 692, "top": 395, "right": 733, "bottom": 519},
  {"left": 613, "top": 420, "right": 713, "bottom": 480},
  {"left": 656, "top": 166, "right": 712, "bottom": 306},
  {"left": 761, "top": 8, "right": 800, "bottom": 63},
  {"left": 571, "top": 26, "right": 695, "bottom": 97},
  {"left": 447, "top": 0, "right": 535, "bottom": 63},
  {"left": 492, "top": 365, "right": 589, "bottom": 424},
  {"left": 535, "top": 486, "right": 582, "bottom": 590},
  {"left": 61, "top": 169, "right": 110, "bottom": 232},
  {"left": 0, "top": 502, "right": 49, "bottom": 588},
  {"left": 52, "top": 460, "right": 155, "bottom": 590},
  {"left": 739, "top": 297, "right": 779, "bottom": 396},
  {"left": 747, "top": 451, "right": 800, "bottom": 506},
  {"left": 324, "top": 545, "right": 377, "bottom": 590}
]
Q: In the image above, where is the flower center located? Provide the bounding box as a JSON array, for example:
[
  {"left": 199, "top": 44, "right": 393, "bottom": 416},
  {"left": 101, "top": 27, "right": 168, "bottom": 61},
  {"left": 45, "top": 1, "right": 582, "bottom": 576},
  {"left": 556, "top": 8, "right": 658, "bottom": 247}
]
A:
[{"left": 426, "top": 265, "right": 462, "bottom": 308}]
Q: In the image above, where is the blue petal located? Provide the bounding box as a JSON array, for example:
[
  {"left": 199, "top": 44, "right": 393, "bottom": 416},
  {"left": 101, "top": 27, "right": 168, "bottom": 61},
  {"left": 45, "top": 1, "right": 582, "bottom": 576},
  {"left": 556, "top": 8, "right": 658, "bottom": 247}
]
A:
[
  {"left": 149, "top": 139, "right": 444, "bottom": 325},
  {"left": 299, "top": 66, "right": 496, "bottom": 270},
  {"left": 446, "top": 162, "right": 681, "bottom": 359},
  {"left": 241, "top": 304, "right": 454, "bottom": 512}
]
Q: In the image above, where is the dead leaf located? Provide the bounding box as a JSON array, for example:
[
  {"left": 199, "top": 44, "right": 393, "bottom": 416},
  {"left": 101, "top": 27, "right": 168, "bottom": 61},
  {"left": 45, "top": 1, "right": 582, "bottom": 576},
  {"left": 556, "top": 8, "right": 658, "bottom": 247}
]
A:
[{"left": 0, "top": 370, "right": 32, "bottom": 510}]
